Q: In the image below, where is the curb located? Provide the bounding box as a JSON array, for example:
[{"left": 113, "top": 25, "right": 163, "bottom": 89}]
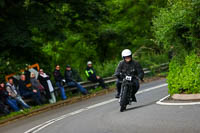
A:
[
  {"left": 156, "top": 95, "right": 200, "bottom": 106},
  {"left": 172, "top": 94, "right": 200, "bottom": 101}
]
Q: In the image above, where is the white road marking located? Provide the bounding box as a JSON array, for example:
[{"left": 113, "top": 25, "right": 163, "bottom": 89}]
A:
[
  {"left": 156, "top": 95, "right": 200, "bottom": 105},
  {"left": 137, "top": 84, "right": 168, "bottom": 94},
  {"left": 24, "top": 83, "right": 168, "bottom": 133}
]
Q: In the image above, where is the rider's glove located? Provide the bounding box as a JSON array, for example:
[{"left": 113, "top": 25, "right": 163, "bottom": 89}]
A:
[
  {"left": 115, "top": 73, "right": 123, "bottom": 80},
  {"left": 136, "top": 76, "right": 144, "bottom": 82}
]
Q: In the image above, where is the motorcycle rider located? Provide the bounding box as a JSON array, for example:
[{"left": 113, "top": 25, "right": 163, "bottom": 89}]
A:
[{"left": 114, "top": 49, "right": 144, "bottom": 101}]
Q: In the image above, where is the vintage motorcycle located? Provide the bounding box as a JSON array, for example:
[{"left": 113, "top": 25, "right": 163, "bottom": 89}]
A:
[{"left": 119, "top": 71, "right": 138, "bottom": 112}]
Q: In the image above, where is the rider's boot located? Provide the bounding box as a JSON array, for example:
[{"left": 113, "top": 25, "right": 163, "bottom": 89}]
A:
[
  {"left": 115, "top": 93, "right": 120, "bottom": 98},
  {"left": 131, "top": 95, "right": 137, "bottom": 102}
]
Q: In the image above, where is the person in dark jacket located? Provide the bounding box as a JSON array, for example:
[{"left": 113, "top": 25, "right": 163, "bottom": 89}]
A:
[
  {"left": 18, "top": 74, "right": 42, "bottom": 105},
  {"left": 6, "top": 78, "right": 30, "bottom": 109},
  {"left": 85, "top": 61, "right": 107, "bottom": 89},
  {"left": 38, "top": 69, "right": 56, "bottom": 103},
  {"left": 0, "top": 82, "right": 11, "bottom": 114},
  {"left": 114, "top": 49, "right": 144, "bottom": 100},
  {"left": 24, "top": 68, "right": 31, "bottom": 84},
  {"left": 0, "top": 82, "right": 20, "bottom": 114},
  {"left": 53, "top": 65, "right": 67, "bottom": 100},
  {"left": 64, "top": 65, "right": 88, "bottom": 95}
]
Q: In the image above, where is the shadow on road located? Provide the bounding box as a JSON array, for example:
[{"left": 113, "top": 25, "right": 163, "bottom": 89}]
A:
[{"left": 124, "top": 101, "right": 157, "bottom": 112}]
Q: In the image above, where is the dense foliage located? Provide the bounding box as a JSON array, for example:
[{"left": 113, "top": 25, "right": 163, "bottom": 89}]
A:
[
  {"left": 0, "top": 0, "right": 168, "bottom": 81},
  {"left": 152, "top": 0, "right": 200, "bottom": 54},
  {"left": 168, "top": 53, "right": 200, "bottom": 94},
  {"left": 152, "top": 0, "right": 200, "bottom": 94}
]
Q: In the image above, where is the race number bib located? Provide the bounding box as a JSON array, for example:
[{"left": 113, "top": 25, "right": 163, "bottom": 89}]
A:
[{"left": 125, "top": 76, "right": 132, "bottom": 81}]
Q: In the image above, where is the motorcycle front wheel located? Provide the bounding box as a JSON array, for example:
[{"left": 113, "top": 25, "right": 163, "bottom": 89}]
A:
[{"left": 120, "top": 85, "right": 129, "bottom": 112}]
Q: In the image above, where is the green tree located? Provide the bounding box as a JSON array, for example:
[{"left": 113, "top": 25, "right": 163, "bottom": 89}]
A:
[
  {"left": 152, "top": 0, "right": 200, "bottom": 54},
  {"left": 0, "top": 0, "right": 168, "bottom": 81}
]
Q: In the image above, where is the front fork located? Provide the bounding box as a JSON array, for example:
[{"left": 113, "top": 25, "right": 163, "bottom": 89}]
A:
[{"left": 119, "top": 83, "right": 132, "bottom": 104}]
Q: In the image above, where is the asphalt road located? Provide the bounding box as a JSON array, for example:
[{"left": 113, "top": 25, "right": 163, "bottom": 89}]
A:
[{"left": 1, "top": 79, "right": 200, "bottom": 133}]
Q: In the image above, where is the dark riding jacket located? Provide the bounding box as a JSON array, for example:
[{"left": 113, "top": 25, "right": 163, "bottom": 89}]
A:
[
  {"left": 53, "top": 69, "right": 63, "bottom": 82},
  {"left": 115, "top": 60, "right": 144, "bottom": 81},
  {"left": 64, "top": 70, "right": 74, "bottom": 83}
]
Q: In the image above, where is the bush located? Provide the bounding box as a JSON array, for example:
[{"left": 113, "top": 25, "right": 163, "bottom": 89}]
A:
[
  {"left": 135, "top": 51, "right": 169, "bottom": 68},
  {"left": 167, "top": 53, "right": 200, "bottom": 94},
  {"left": 93, "top": 60, "right": 120, "bottom": 78}
]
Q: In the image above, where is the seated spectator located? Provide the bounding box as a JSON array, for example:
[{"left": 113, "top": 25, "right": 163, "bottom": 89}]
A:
[
  {"left": 64, "top": 65, "right": 88, "bottom": 95},
  {"left": 85, "top": 61, "right": 107, "bottom": 89},
  {"left": 0, "top": 82, "right": 11, "bottom": 114},
  {"left": 38, "top": 69, "right": 56, "bottom": 104},
  {"left": 6, "top": 78, "right": 30, "bottom": 109},
  {"left": 53, "top": 65, "right": 67, "bottom": 100},
  {"left": 0, "top": 82, "right": 20, "bottom": 114},
  {"left": 18, "top": 74, "right": 42, "bottom": 105},
  {"left": 24, "top": 67, "right": 31, "bottom": 83},
  {"left": 30, "top": 72, "right": 45, "bottom": 103},
  {"left": 0, "top": 101, "right": 10, "bottom": 115}
]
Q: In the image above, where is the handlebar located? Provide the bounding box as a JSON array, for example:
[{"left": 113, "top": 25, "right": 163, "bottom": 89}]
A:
[{"left": 114, "top": 72, "right": 143, "bottom": 82}]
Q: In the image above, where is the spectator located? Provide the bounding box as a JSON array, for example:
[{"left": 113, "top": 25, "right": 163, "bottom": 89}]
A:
[
  {"left": 53, "top": 65, "right": 67, "bottom": 100},
  {"left": 64, "top": 65, "right": 88, "bottom": 95},
  {"left": 85, "top": 61, "right": 107, "bottom": 89},
  {"left": 38, "top": 69, "right": 56, "bottom": 104},
  {"left": 0, "top": 82, "right": 20, "bottom": 112},
  {"left": 30, "top": 72, "right": 45, "bottom": 103},
  {"left": 18, "top": 74, "right": 42, "bottom": 105},
  {"left": 6, "top": 78, "right": 30, "bottom": 109},
  {"left": 24, "top": 67, "right": 31, "bottom": 84},
  {"left": 0, "top": 101, "right": 10, "bottom": 114},
  {"left": 0, "top": 82, "right": 11, "bottom": 114}
]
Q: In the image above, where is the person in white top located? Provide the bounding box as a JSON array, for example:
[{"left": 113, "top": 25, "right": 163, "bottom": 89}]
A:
[{"left": 38, "top": 69, "right": 56, "bottom": 103}]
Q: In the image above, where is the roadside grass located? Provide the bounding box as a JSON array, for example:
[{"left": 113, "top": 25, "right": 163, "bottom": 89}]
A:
[{"left": 0, "top": 105, "right": 44, "bottom": 121}]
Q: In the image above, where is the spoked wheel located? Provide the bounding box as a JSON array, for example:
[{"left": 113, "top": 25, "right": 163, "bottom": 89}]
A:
[{"left": 120, "top": 85, "right": 129, "bottom": 112}]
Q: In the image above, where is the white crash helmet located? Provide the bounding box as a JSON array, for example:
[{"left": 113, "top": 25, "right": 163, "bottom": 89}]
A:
[
  {"left": 87, "top": 61, "right": 92, "bottom": 65},
  {"left": 121, "top": 49, "right": 132, "bottom": 58}
]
